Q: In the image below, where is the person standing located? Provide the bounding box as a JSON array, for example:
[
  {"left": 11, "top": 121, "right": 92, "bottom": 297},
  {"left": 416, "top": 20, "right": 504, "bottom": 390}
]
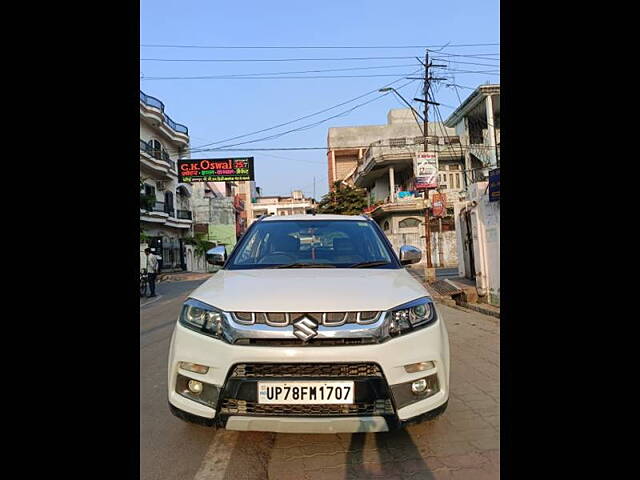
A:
[{"left": 144, "top": 248, "right": 160, "bottom": 297}]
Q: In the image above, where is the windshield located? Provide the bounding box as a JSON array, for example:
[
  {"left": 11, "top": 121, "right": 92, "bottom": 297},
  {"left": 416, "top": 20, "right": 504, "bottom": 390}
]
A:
[{"left": 227, "top": 220, "right": 398, "bottom": 269}]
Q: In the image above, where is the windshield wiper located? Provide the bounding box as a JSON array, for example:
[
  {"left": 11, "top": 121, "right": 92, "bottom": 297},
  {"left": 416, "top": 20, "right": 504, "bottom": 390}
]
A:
[
  {"left": 273, "top": 262, "right": 337, "bottom": 269},
  {"left": 348, "top": 261, "right": 392, "bottom": 268}
]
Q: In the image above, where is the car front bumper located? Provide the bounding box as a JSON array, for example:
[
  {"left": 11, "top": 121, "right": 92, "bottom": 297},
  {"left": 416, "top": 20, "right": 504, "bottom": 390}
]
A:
[{"left": 167, "top": 317, "right": 450, "bottom": 432}]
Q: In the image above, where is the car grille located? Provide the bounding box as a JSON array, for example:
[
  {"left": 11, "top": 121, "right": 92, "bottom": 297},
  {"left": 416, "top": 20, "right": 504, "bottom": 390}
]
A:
[
  {"left": 220, "top": 398, "right": 394, "bottom": 416},
  {"left": 230, "top": 363, "right": 383, "bottom": 378},
  {"left": 232, "top": 311, "right": 380, "bottom": 326}
]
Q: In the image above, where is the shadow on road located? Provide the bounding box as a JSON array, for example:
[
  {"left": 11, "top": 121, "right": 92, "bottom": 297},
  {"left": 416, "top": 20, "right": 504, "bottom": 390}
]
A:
[{"left": 346, "top": 428, "right": 436, "bottom": 479}]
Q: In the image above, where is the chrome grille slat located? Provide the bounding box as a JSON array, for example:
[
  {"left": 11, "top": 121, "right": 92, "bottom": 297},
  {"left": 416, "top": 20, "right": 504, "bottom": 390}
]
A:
[{"left": 231, "top": 311, "right": 381, "bottom": 326}]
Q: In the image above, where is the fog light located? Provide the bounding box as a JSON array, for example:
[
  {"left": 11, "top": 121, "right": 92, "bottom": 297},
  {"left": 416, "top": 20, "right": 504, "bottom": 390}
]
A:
[
  {"left": 404, "top": 361, "right": 435, "bottom": 373},
  {"left": 187, "top": 380, "right": 203, "bottom": 395},
  {"left": 179, "top": 362, "right": 209, "bottom": 374},
  {"left": 411, "top": 379, "right": 428, "bottom": 394}
]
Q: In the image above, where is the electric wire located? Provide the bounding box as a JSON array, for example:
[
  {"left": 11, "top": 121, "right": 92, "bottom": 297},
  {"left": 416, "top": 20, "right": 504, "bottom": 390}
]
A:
[
  {"left": 140, "top": 42, "right": 500, "bottom": 49},
  {"left": 180, "top": 68, "right": 423, "bottom": 152}
]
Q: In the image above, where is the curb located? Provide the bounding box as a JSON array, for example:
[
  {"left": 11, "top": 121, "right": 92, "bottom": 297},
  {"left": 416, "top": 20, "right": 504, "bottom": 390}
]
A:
[{"left": 455, "top": 301, "right": 500, "bottom": 319}]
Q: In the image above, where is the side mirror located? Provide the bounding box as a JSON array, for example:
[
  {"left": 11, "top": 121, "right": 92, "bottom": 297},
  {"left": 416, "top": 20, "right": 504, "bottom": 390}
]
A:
[
  {"left": 206, "top": 255, "right": 225, "bottom": 266},
  {"left": 399, "top": 245, "right": 422, "bottom": 265}
]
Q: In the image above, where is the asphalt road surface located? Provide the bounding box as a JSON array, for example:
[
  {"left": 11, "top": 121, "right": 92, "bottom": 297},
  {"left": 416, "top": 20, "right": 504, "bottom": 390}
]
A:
[{"left": 140, "top": 278, "right": 499, "bottom": 480}]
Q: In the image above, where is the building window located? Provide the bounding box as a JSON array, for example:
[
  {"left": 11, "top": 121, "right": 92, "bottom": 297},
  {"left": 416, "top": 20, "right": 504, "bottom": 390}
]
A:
[
  {"left": 399, "top": 218, "right": 421, "bottom": 228},
  {"left": 455, "top": 174, "right": 460, "bottom": 189},
  {"left": 164, "top": 191, "right": 174, "bottom": 215},
  {"left": 383, "top": 221, "right": 390, "bottom": 231}
]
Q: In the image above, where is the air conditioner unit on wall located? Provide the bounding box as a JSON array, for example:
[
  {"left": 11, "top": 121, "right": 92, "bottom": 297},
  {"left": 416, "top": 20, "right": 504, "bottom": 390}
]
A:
[{"left": 156, "top": 181, "right": 167, "bottom": 191}]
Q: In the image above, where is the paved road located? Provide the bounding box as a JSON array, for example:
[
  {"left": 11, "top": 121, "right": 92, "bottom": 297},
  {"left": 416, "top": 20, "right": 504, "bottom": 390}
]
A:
[{"left": 141, "top": 280, "right": 499, "bottom": 480}]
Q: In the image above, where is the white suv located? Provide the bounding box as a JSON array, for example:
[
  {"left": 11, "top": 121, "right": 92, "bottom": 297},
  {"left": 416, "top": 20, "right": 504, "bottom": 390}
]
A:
[{"left": 168, "top": 214, "right": 450, "bottom": 433}]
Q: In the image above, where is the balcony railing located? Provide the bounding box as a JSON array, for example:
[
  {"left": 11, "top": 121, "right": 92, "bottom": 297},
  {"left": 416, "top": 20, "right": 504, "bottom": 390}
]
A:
[
  {"left": 176, "top": 210, "right": 192, "bottom": 220},
  {"left": 140, "top": 90, "right": 189, "bottom": 135},
  {"left": 140, "top": 139, "right": 176, "bottom": 171}
]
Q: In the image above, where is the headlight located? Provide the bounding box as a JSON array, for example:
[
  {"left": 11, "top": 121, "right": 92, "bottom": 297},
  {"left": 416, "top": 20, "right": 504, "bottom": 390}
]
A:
[
  {"left": 388, "top": 297, "right": 437, "bottom": 337},
  {"left": 179, "top": 298, "right": 225, "bottom": 339}
]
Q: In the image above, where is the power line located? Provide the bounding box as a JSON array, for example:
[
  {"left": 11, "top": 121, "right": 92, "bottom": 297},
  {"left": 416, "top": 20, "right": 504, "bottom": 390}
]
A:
[
  {"left": 140, "top": 42, "right": 500, "bottom": 49},
  {"left": 142, "top": 70, "right": 498, "bottom": 81},
  {"left": 141, "top": 53, "right": 499, "bottom": 63},
  {"left": 141, "top": 56, "right": 423, "bottom": 62},
  {"left": 140, "top": 63, "right": 420, "bottom": 80},
  {"left": 195, "top": 80, "right": 419, "bottom": 151},
  {"left": 188, "top": 143, "right": 500, "bottom": 153},
  {"left": 432, "top": 59, "right": 500, "bottom": 67},
  {"left": 185, "top": 69, "right": 423, "bottom": 151},
  {"left": 142, "top": 73, "right": 420, "bottom": 80}
]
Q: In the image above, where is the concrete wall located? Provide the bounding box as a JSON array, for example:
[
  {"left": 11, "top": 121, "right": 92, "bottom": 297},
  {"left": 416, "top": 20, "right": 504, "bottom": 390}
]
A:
[
  {"left": 454, "top": 182, "right": 500, "bottom": 306},
  {"left": 378, "top": 212, "right": 458, "bottom": 268}
]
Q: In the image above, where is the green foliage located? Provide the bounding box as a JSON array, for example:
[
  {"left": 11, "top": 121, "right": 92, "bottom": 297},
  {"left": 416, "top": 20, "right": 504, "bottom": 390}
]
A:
[{"left": 317, "top": 182, "right": 368, "bottom": 215}]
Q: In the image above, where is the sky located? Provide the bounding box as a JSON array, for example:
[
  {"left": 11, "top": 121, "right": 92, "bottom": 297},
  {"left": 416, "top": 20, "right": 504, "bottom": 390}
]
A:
[{"left": 140, "top": 0, "right": 499, "bottom": 200}]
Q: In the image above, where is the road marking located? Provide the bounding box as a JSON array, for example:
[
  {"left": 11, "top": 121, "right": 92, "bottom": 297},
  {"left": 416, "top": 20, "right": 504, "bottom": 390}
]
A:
[
  {"left": 192, "top": 430, "right": 240, "bottom": 480},
  {"left": 140, "top": 295, "right": 163, "bottom": 308}
]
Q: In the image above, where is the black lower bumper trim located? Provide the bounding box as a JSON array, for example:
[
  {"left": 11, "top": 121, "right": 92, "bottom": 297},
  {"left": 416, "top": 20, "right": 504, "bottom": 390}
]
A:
[
  {"left": 398, "top": 400, "right": 448, "bottom": 428},
  {"left": 169, "top": 402, "right": 216, "bottom": 427},
  {"left": 169, "top": 399, "right": 448, "bottom": 430}
]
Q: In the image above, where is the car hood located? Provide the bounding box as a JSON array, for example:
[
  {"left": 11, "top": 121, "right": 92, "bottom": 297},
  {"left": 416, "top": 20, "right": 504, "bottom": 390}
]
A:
[{"left": 189, "top": 268, "right": 429, "bottom": 312}]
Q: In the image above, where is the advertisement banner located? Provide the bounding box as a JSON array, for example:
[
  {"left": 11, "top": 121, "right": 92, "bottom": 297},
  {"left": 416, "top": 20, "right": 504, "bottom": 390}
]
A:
[
  {"left": 178, "top": 157, "right": 255, "bottom": 183},
  {"left": 488, "top": 168, "right": 500, "bottom": 202},
  {"left": 431, "top": 193, "right": 447, "bottom": 217},
  {"left": 414, "top": 152, "right": 438, "bottom": 190}
]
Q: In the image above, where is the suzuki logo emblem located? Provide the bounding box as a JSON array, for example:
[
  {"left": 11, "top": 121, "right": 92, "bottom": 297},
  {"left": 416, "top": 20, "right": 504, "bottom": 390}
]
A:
[{"left": 293, "top": 317, "right": 318, "bottom": 342}]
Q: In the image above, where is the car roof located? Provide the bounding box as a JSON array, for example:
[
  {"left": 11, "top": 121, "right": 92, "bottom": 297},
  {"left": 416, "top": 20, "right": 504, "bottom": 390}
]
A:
[{"left": 261, "top": 214, "right": 368, "bottom": 222}]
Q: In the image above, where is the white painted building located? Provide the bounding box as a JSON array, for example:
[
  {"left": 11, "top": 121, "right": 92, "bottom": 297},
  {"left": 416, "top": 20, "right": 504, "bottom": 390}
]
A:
[
  {"left": 445, "top": 84, "right": 500, "bottom": 306},
  {"left": 139, "top": 90, "right": 194, "bottom": 271},
  {"left": 251, "top": 190, "right": 316, "bottom": 222}
]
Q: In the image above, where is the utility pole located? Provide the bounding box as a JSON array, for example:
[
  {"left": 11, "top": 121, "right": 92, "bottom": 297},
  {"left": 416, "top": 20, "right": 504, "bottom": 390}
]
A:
[
  {"left": 410, "top": 51, "right": 446, "bottom": 281},
  {"left": 423, "top": 51, "right": 433, "bottom": 273}
]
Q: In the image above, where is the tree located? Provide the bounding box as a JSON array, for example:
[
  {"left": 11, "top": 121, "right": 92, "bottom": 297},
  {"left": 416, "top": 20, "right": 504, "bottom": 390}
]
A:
[{"left": 317, "top": 182, "right": 368, "bottom": 215}]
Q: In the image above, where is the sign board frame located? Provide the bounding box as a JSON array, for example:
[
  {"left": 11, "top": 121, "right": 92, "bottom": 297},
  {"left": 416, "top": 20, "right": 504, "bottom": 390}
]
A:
[
  {"left": 488, "top": 168, "right": 500, "bottom": 202},
  {"left": 414, "top": 152, "right": 438, "bottom": 190},
  {"left": 178, "top": 157, "right": 255, "bottom": 183}
]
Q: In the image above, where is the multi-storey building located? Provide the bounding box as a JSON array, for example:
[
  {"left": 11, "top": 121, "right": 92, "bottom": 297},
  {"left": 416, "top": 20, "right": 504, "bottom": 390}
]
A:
[
  {"left": 190, "top": 180, "right": 259, "bottom": 254},
  {"left": 327, "top": 109, "right": 465, "bottom": 267},
  {"left": 139, "top": 90, "right": 193, "bottom": 272},
  {"left": 445, "top": 84, "right": 500, "bottom": 306},
  {"left": 250, "top": 190, "right": 316, "bottom": 221}
]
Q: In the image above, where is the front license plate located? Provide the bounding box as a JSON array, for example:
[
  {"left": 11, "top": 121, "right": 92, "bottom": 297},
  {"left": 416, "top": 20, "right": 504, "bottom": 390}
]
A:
[{"left": 257, "top": 381, "right": 355, "bottom": 404}]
